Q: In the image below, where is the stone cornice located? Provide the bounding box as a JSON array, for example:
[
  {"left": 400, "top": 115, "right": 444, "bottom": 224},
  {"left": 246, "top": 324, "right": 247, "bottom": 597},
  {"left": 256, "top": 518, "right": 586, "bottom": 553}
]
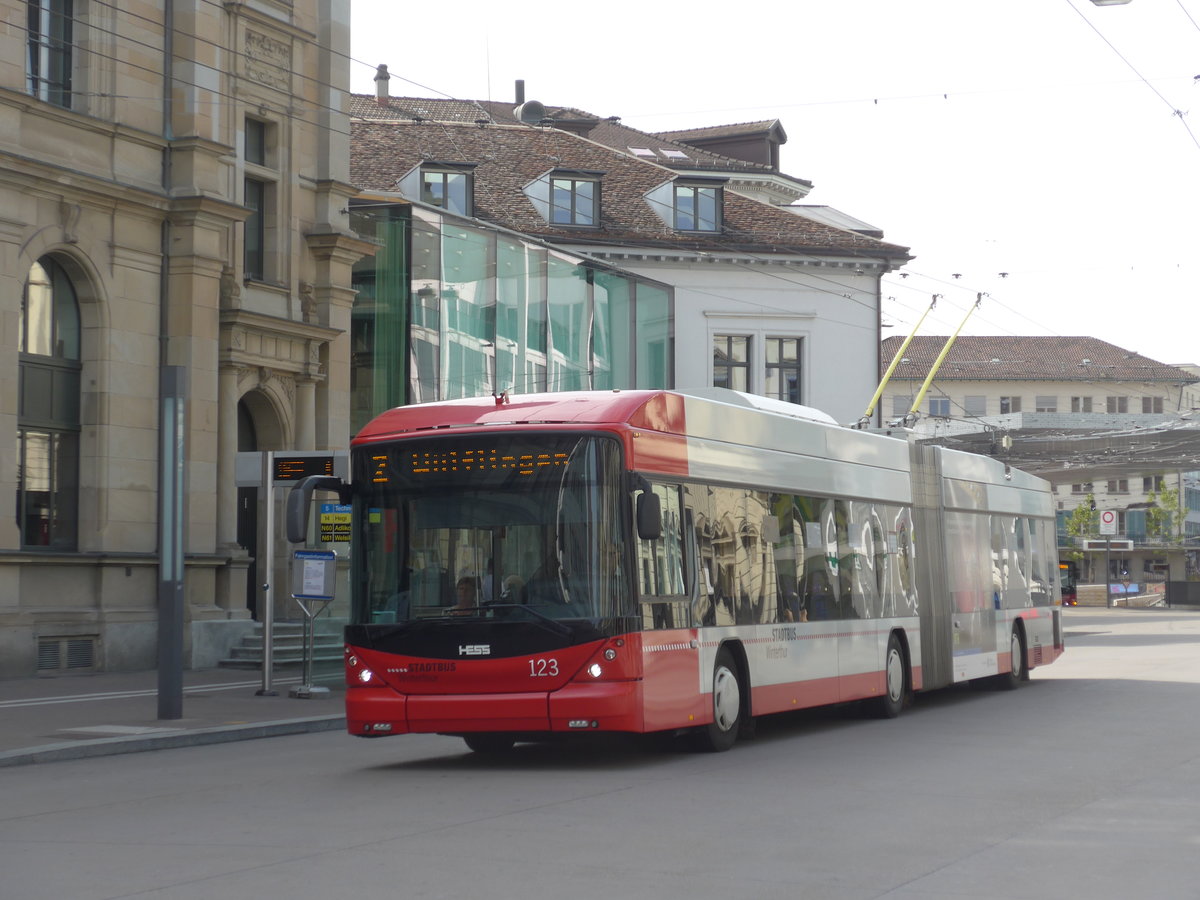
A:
[
  {"left": 168, "top": 194, "right": 252, "bottom": 225},
  {"left": 220, "top": 307, "right": 342, "bottom": 344},
  {"left": 308, "top": 178, "right": 362, "bottom": 200},
  {"left": 0, "top": 152, "right": 167, "bottom": 209},
  {"left": 0, "top": 87, "right": 165, "bottom": 148},
  {"left": 305, "top": 229, "right": 379, "bottom": 263}
]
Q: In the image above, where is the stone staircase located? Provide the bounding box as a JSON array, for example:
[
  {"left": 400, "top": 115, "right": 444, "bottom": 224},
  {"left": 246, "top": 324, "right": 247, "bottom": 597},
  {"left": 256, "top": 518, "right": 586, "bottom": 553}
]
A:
[{"left": 218, "top": 619, "right": 345, "bottom": 671}]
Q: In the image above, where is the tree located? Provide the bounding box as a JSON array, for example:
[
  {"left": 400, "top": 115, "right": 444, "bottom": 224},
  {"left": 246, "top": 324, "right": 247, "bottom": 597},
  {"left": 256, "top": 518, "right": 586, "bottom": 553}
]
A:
[
  {"left": 1064, "top": 494, "right": 1097, "bottom": 580},
  {"left": 1146, "top": 486, "right": 1184, "bottom": 543}
]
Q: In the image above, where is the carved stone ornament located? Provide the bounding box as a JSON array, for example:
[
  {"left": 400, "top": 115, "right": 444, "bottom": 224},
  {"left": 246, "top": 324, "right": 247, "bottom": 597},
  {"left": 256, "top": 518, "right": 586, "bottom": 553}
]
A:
[
  {"left": 220, "top": 266, "right": 242, "bottom": 309},
  {"left": 244, "top": 29, "right": 291, "bottom": 91},
  {"left": 59, "top": 200, "right": 81, "bottom": 244},
  {"left": 299, "top": 281, "right": 317, "bottom": 323}
]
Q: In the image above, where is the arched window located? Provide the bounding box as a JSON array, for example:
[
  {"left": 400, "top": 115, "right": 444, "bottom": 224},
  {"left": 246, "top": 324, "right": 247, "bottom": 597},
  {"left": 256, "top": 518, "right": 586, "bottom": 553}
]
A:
[{"left": 18, "top": 258, "right": 80, "bottom": 549}]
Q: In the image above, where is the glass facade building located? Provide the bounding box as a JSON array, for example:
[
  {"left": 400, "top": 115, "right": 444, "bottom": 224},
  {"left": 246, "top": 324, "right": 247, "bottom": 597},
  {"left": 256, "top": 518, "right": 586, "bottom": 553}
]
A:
[{"left": 350, "top": 203, "right": 673, "bottom": 433}]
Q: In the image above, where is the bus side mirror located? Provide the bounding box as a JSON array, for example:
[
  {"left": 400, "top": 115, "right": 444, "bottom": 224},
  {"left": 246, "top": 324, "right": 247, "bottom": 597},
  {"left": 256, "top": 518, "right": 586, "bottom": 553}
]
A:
[
  {"left": 286, "top": 475, "right": 348, "bottom": 543},
  {"left": 636, "top": 491, "right": 662, "bottom": 541}
]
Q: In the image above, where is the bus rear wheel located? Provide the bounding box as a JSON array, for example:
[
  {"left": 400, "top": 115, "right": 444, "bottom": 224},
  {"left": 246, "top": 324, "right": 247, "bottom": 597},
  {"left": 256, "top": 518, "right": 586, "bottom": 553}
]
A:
[
  {"left": 997, "top": 626, "right": 1026, "bottom": 690},
  {"left": 697, "top": 647, "right": 742, "bottom": 752},
  {"left": 874, "top": 633, "right": 907, "bottom": 719}
]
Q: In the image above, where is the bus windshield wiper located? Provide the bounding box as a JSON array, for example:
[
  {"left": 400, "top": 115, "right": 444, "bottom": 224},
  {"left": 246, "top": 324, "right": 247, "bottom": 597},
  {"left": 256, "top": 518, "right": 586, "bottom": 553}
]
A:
[{"left": 482, "top": 603, "right": 574, "bottom": 636}]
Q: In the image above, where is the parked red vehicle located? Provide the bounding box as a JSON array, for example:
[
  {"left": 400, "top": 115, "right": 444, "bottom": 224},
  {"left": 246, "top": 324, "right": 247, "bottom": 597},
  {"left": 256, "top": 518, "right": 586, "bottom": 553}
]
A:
[{"left": 1060, "top": 562, "right": 1078, "bottom": 606}]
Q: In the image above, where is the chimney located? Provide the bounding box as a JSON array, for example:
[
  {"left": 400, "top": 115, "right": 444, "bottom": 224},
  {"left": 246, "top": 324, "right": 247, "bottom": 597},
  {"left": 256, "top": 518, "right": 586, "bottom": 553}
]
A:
[
  {"left": 515, "top": 79, "right": 525, "bottom": 105},
  {"left": 375, "top": 64, "right": 390, "bottom": 105}
]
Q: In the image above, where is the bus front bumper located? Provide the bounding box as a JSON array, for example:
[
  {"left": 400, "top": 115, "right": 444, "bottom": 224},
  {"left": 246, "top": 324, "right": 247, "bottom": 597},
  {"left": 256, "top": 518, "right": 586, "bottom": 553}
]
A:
[{"left": 346, "top": 681, "right": 643, "bottom": 737}]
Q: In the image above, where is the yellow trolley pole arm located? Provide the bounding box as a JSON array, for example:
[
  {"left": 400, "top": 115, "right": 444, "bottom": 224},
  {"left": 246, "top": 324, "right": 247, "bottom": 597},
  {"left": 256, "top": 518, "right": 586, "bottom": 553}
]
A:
[
  {"left": 858, "top": 295, "right": 940, "bottom": 428},
  {"left": 907, "top": 294, "right": 985, "bottom": 422}
]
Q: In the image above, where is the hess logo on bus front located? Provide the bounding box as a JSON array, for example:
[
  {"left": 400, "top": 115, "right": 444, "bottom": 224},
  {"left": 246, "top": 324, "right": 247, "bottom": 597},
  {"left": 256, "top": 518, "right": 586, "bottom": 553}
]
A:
[{"left": 459, "top": 644, "right": 491, "bottom": 656}]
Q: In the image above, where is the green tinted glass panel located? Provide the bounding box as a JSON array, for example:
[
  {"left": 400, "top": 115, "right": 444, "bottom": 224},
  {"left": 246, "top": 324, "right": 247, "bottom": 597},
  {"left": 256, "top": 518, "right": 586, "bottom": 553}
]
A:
[
  {"left": 495, "top": 238, "right": 526, "bottom": 394},
  {"left": 350, "top": 210, "right": 409, "bottom": 430},
  {"left": 547, "top": 256, "right": 590, "bottom": 391},
  {"left": 442, "top": 225, "right": 494, "bottom": 399},
  {"left": 525, "top": 248, "right": 547, "bottom": 390},
  {"left": 635, "top": 283, "right": 671, "bottom": 389},
  {"left": 593, "top": 272, "right": 631, "bottom": 390}
]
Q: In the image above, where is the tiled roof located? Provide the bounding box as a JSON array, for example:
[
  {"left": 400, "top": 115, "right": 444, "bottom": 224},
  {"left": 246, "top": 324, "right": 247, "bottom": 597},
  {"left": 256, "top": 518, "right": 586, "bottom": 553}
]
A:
[
  {"left": 350, "top": 113, "right": 909, "bottom": 259},
  {"left": 351, "top": 95, "right": 495, "bottom": 124},
  {"left": 881, "top": 335, "right": 1196, "bottom": 383},
  {"left": 655, "top": 119, "right": 785, "bottom": 142},
  {"left": 350, "top": 95, "right": 809, "bottom": 185}
]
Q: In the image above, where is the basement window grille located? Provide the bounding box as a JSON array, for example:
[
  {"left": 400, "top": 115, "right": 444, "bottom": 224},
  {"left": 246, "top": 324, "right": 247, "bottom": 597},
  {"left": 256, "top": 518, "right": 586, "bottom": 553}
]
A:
[{"left": 37, "top": 636, "right": 96, "bottom": 672}]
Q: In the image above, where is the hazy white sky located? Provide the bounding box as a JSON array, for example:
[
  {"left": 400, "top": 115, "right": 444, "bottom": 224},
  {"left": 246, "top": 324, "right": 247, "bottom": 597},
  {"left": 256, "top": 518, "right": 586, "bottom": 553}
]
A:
[{"left": 349, "top": 0, "right": 1200, "bottom": 366}]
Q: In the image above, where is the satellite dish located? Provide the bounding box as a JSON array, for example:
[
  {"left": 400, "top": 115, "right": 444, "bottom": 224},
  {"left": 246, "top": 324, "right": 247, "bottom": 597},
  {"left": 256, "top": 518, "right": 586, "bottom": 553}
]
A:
[{"left": 514, "top": 100, "right": 546, "bottom": 125}]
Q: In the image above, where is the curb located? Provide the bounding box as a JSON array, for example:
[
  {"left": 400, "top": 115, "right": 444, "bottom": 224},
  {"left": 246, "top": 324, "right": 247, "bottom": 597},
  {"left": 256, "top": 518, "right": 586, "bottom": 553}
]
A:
[{"left": 0, "top": 715, "right": 345, "bottom": 768}]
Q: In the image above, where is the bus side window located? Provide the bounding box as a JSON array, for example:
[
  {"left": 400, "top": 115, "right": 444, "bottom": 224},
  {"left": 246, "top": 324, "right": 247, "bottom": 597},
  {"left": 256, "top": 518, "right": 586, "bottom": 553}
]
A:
[{"left": 637, "top": 484, "right": 686, "bottom": 598}]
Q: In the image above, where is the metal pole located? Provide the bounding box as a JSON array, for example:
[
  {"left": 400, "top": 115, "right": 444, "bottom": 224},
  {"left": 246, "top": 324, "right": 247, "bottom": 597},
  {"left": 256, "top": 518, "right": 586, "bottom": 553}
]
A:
[
  {"left": 303, "top": 603, "right": 314, "bottom": 690},
  {"left": 157, "top": 366, "right": 187, "bottom": 719},
  {"left": 1105, "top": 538, "right": 1113, "bottom": 609},
  {"left": 257, "top": 451, "right": 278, "bottom": 696}
]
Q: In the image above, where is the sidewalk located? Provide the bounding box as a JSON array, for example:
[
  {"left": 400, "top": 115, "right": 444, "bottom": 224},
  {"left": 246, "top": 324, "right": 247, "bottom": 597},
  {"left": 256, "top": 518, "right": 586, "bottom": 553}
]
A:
[{"left": 0, "top": 665, "right": 345, "bottom": 768}]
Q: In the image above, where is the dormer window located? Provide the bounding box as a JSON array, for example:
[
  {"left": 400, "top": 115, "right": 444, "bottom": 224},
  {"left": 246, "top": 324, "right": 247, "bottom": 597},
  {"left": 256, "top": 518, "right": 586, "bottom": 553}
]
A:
[
  {"left": 522, "top": 169, "right": 603, "bottom": 227},
  {"left": 421, "top": 164, "right": 474, "bottom": 216},
  {"left": 674, "top": 181, "right": 722, "bottom": 232},
  {"left": 550, "top": 174, "right": 599, "bottom": 226}
]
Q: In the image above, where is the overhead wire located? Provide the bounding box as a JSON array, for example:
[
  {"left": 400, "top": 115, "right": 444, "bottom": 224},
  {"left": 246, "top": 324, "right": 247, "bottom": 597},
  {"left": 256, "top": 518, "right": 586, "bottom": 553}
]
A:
[
  {"left": 28, "top": 0, "right": 1199, "bottom": 413},
  {"left": 1066, "top": 0, "right": 1200, "bottom": 152}
]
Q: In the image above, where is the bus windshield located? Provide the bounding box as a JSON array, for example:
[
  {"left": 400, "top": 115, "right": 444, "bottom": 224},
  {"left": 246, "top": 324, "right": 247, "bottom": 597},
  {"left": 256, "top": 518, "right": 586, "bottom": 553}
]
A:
[{"left": 350, "top": 433, "right": 630, "bottom": 625}]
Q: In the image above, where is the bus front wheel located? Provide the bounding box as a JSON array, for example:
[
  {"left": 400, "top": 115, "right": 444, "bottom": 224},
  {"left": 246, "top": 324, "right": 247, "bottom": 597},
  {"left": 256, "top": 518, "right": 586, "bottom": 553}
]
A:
[{"left": 697, "top": 647, "right": 742, "bottom": 752}]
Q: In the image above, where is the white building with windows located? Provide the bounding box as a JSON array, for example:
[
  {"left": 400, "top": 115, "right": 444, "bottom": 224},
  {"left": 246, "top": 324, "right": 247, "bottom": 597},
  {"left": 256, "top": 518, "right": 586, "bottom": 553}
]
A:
[
  {"left": 351, "top": 83, "right": 911, "bottom": 424},
  {"left": 0, "top": 0, "right": 370, "bottom": 677},
  {"left": 881, "top": 335, "right": 1200, "bottom": 582}
]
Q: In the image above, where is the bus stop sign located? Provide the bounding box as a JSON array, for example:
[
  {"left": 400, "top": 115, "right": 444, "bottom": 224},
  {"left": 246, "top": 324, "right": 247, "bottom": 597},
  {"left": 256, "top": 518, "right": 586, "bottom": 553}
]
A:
[{"left": 1099, "top": 509, "right": 1117, "bottom": 536}]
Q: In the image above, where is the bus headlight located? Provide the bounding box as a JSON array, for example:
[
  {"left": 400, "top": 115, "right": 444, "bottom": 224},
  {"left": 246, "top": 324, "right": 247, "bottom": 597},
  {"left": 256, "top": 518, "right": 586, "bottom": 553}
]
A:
[
  {"left": 588, "top": 663, "right": 603, "bottom": 678},
  {"left": 357, "top": 667, "right": 376, "bottom": 684}
]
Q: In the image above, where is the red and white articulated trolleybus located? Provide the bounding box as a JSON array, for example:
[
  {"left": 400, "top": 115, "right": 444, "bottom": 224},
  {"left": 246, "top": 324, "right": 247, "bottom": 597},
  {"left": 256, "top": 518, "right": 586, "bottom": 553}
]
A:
[{"left": 286, "top": 389, "right": 1064, "bottom": 753}]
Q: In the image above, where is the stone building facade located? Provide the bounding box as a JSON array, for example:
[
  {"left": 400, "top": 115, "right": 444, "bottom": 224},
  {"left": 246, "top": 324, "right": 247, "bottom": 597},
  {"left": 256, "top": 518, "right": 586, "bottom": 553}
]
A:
[{"left": 0, "top": 0, "right": 370, "bottom": 677}]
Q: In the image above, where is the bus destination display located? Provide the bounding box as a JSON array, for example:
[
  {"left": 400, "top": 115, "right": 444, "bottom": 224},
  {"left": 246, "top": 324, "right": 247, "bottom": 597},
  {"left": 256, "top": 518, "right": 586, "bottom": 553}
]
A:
[{"left": 408, "top": 448, "right": 569, "bottom": 477}]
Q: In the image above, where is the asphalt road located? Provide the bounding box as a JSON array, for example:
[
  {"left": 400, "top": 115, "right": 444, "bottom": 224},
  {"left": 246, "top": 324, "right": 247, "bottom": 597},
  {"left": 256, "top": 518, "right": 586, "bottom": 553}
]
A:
[{"left": 3, "top": 608, "right": 1200, "bottom": 900}]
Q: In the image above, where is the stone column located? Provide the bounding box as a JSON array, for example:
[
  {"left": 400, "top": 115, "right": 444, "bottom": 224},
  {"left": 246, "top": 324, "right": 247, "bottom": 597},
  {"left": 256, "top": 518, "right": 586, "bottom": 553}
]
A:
[
  {"left": 295, "top": 375, "right": 317, "bottom": 450},
  {"left": 305, "top": 227, "right": 377, "bottom": 449},
  {"left": 216, "top": 363, "right": 241, "bottom": 547}
]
